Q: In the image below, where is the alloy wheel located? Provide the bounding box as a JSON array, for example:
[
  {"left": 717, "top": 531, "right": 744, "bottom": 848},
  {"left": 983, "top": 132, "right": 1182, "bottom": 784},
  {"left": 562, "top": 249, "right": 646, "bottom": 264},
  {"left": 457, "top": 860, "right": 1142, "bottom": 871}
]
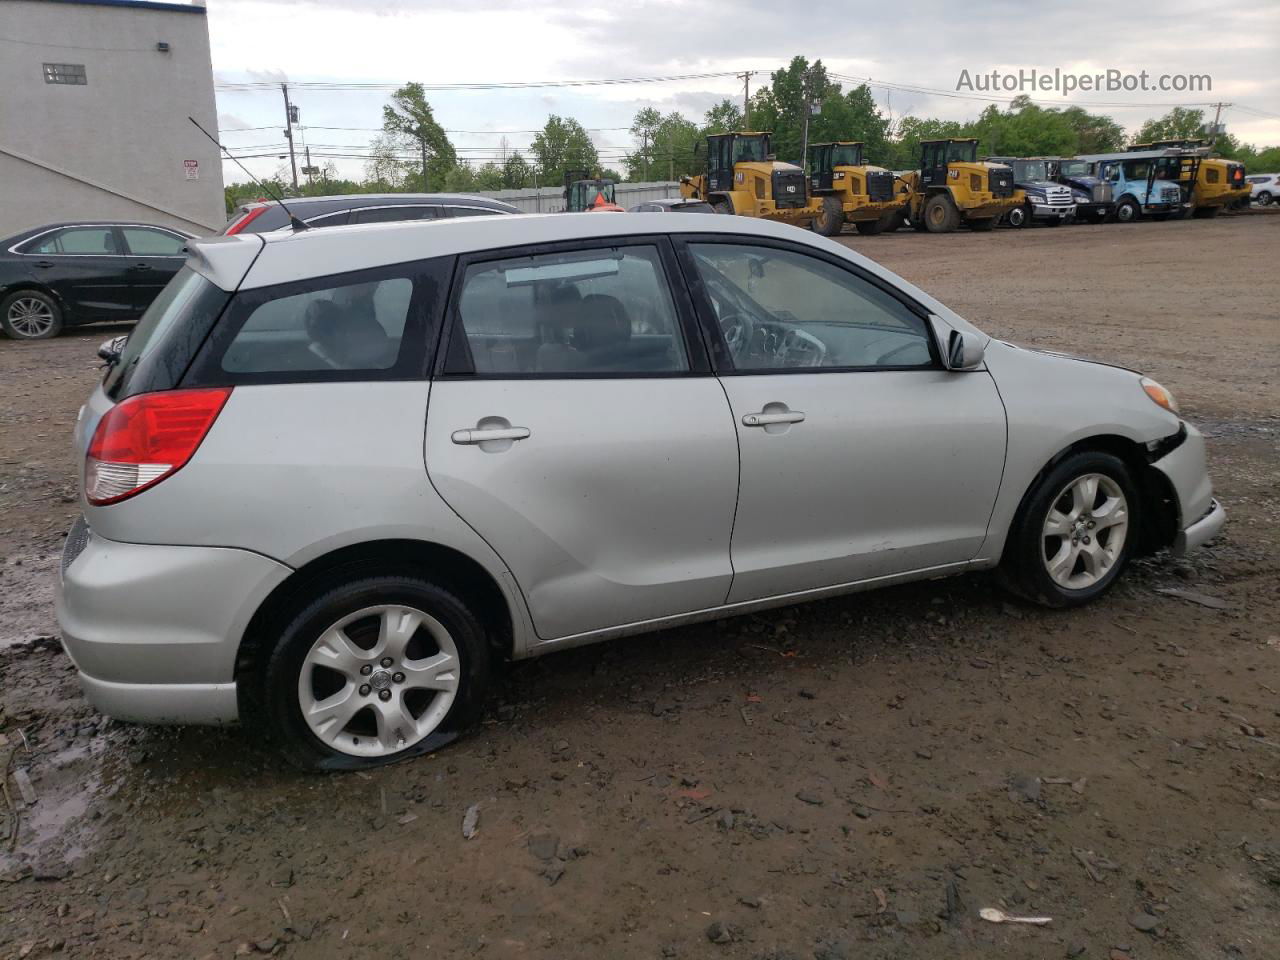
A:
[
  {"left": 297, "top": 604, "right": 460, "bottom": 758},
  {"left": 7, "top": 297, "right": 55, "bottom": 338},
  {"left": 1041, "top": 473, "right": 1129, "bottom": 590}
]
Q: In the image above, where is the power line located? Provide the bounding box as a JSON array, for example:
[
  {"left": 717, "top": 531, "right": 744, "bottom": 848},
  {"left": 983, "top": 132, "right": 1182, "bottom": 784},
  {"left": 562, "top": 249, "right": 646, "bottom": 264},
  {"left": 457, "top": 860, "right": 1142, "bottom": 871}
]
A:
[{"left": 215, "top": 71, "right": 743, "bottom": 92}]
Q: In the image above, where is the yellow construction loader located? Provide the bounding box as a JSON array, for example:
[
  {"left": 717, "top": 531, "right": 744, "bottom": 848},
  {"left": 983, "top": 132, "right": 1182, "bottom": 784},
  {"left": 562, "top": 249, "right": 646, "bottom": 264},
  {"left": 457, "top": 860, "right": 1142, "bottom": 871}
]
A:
[
  {"left": 806, "top": 141, "right": 911, "bottom": 236},
  {"left": 679, "top": 132, "right": 817, "bottom": 228},
  {"left": 898, "top": 139, "right": 1021, "bottom": 232}
]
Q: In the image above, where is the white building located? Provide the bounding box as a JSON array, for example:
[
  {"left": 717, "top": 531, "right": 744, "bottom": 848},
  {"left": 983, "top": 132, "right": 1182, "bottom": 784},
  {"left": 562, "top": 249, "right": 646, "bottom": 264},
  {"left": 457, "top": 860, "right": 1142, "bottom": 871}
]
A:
[{"left": 0, "top": 0, "right": 224, "bottom": 237}]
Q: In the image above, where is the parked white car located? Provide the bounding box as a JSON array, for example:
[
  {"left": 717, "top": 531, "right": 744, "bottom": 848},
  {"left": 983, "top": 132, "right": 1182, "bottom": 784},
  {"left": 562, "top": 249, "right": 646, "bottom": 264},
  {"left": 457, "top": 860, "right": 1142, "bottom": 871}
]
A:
[
  {"left": 1245, "top": 173, "right": 1279, "bottom": 205},
  {"left": 57, "top": 212, "right": 1223, "bottom": 769}
]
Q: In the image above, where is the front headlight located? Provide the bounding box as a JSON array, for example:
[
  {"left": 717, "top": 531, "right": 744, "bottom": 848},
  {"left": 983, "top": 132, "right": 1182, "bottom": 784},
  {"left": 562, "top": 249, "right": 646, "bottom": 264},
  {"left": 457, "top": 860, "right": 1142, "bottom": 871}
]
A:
[{"left": 1141, "top": 376, "right": 1179, "bottom": 414}]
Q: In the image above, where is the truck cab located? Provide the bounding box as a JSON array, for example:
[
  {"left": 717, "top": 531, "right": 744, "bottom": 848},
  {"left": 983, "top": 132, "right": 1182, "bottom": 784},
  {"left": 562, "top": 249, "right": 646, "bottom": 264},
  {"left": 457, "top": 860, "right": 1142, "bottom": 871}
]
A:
[
  {"left": 1053, "top": 158, "right": 1114, "bottom": 223},
  {"left": 1129, "top": 142, "right": 1249, "bottom": 218},
  {"left": 563, "top": 170, "right": 623, "bottom": 213},
  {"left": 986, "top": 156, "right": 1076, "bottom": 227},
  {"left": 1076, "top": 150, "right": 1189, "bottom": 222}
]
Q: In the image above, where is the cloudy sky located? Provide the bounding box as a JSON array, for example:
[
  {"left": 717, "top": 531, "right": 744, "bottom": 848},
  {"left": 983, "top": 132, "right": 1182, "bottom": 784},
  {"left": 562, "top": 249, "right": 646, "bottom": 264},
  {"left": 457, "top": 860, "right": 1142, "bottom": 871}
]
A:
[{"left": 208, "top": 0, "right": 1280, "bottom": 184}]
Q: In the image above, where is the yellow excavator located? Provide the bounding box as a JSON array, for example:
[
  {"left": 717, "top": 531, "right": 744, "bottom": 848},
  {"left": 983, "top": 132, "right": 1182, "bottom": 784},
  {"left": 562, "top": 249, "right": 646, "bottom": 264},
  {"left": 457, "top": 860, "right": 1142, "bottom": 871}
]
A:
[
  {"left": 898, "top": 139, "right": 1020, "bottom": 232},
  {"left": 806, "top": 141, "right": 911, "bottom": 236},
  {"left": 679, "top": 132, "right": 818, "bottom": 228}
]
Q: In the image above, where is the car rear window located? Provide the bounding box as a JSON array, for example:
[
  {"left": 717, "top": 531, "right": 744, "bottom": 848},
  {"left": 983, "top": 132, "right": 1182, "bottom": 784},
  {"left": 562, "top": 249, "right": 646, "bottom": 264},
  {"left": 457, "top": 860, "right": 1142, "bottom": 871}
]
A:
[
  {"left": 183, "top": 257, "right": 451, "bottom": 386},
  {"left": 103, "top": 266, "right": 232, "bottom": 400}
]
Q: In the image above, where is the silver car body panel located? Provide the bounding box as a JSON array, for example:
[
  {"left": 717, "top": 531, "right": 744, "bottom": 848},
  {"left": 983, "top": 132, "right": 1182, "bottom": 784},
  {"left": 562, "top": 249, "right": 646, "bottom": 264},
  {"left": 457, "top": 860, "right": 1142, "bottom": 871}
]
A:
[
  {"left": 718, "top": 370, "right": 1006, "bottom": 601},
  {"left": 57, "top": 530, "right": 290, "bottom": 723},
  {"left": 425, "top": 379, "right": 739, "bottom": 640},
  {"left": 974, "top": 341, "right": 1192, "bottom": 562}
]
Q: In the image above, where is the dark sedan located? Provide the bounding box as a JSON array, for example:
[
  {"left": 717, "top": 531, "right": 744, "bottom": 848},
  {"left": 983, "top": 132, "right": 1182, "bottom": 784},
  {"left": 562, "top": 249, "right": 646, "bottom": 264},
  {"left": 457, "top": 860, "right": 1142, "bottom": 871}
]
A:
[{"left": 1, "top": 222, "right": 193, "bottom": 340}]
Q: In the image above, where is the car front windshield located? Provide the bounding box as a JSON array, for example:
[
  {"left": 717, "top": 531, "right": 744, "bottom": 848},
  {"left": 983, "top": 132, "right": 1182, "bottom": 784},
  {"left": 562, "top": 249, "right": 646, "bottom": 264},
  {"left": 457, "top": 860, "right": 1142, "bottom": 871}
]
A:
[
  {"left": 1014, "top": 161, "right": 1048, "bottom": 182},
  {"left": 1058, "top": 161, "right": 1090, "bottom": 177}
]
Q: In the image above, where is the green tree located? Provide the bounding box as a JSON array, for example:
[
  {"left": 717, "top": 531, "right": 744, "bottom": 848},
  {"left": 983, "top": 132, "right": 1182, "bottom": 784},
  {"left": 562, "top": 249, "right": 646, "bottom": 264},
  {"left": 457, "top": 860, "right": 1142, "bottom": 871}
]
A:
[
  {"left": 703, "top": 99, "right": 744, "bottom": 134},
  {"left": 502, "top": 152, "right": 533, "bottom": 188},
  {"left": 379, "top": 82, "right": 458, "bottom": 191},
  {"left": 626, "top": 108, "right": 700, "bottom": 180},
  {"left": 530, "top": 115, "right": 599, "bottom": 187},
  {"left": 1134, "top": 107, "right": 1207, "bottom": 144},
  {"left": 1060, "top": 106, "right": 1125, "bottom": 154}
]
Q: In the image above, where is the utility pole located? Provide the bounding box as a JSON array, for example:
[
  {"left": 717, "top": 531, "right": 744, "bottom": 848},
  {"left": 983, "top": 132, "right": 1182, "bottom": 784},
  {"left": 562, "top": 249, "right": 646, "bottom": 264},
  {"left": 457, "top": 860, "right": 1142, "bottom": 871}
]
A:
[
  {"left": 280, "top": 83, "right": 299, "bottom": 192},
  {"left": 737, "top": 70, "right": 752, "bottom": 128},
  {"left": 800, "top": 67, "right": 817, "bottom": 171},
  {"left": 642, "top": 129, "right": 650, "bottom": 181},
  {"left": 1207, "top": 102, "right": 1231, "bottom": 145},
  {"left": 419, "top": 136, "right": 429, "bottom": 188}
]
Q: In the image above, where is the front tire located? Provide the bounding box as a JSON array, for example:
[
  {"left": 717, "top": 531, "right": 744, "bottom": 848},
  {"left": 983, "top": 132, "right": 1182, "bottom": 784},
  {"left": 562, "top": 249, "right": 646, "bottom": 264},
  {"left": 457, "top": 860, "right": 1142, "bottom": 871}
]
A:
[
  {"left": 260, "top": 575, "right": 490, "bottom": 771},
  {"left": 1114, "top": 199, "right": 1140, "bottom": 223},
  {"left": 923, "top": 193, "right": 959, "bottom": 233},
  {"left": 1255, "top": 191, "right": 1272, "bottom": 206},
  {"left": 999, "top": 451, "right": 1139, "bottom": 608},
  {"left": 1006, "top": 205, "right": 1028, "bottom": 228},
  {"left": 813, "top": 196, "right": 844, "bottom": 236},
  {"left": 1, "top": 290, "right": 63, "bottom": 340}
]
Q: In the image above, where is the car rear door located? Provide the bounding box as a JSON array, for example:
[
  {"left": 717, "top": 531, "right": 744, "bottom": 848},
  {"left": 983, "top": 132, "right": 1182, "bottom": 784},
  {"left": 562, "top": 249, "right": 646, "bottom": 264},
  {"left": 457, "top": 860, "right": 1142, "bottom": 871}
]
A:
[
  {"left": 19, "top": 226, "right": 134, "bottom": 321},
  {"left": 679, "top": 237, "right": 1007, "bottom": 603},
  {"left": 424, "top": 236, "right": 739, "bottom": 641},
  {"left": 119, "top": 227, "right": 189, "bottom": 314}
]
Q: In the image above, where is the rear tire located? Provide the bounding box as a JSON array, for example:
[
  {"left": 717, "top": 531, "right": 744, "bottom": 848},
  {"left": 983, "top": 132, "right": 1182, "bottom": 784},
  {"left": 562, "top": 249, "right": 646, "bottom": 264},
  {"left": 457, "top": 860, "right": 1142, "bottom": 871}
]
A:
[
  {"left": 923, "top": 193, "right": 959, "bottom": 233},
  {"left": 1192, "top": 205, "right": 1220, "bottom": 219},
  {"left": 813, "top": 196, "right": 844, "bottom": 236},
  {"left": 1, "top": 290, "right": 63, "bottom": 340},
  {"left": 258, "top": 575, "right": 491, "bottom": 771},
  {"left": 999, "top": 451, "right": 1139, "bottom": 609},
  {"left": 853, "top": 218, "right": 884, "bottom": 236},
  {"left": 1256, "top": 191, "right": 1272, "bottom": 206},
  {"left": 967, "top": 217, "right": 996, "bottom": 232}
]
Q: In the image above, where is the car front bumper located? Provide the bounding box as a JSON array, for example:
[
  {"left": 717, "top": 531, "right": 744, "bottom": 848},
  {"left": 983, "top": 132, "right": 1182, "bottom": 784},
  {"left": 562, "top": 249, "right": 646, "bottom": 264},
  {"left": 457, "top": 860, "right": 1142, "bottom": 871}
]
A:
[
  {"left": 1149, "top": 421, "right": 1225, "bottom": 556},
  {"left": 55, "top": 522, "right": 292, "bottom": 725}
]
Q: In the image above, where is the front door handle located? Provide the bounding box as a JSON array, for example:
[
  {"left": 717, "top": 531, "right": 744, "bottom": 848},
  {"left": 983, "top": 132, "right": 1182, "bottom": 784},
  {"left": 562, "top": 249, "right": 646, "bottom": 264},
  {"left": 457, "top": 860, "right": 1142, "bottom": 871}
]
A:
[
  {"left": 451, "top": 426, "right": 530, "bottom": 445},
  {"left": 742, "top": 410, "right": 805, "bottom": 427},
  {"left": 34, "top": 260, "right": 54, "bottom": 269}
]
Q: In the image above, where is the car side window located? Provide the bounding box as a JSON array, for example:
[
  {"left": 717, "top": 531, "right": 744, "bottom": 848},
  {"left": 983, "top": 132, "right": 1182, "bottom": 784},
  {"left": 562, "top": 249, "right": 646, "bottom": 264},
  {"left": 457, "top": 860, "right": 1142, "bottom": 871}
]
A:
[
  {"left": 687, "top": 243, "right": 933, "bottom": 371},
  {"left": 451, "top": 245, "right": 689, "bottom": 375},
  {"left": 121, "top": 227, "right": 186, "bottom": 256},
  {"left": 307, "top": 211, "right": 351, "bottom": 228},
  {"left": 352, "top": 206, "right": 440, "bottom": 224},
  {"left": 24, "top": 227, "right": 120, "bottom": 255},
  {"left": 445, "top": 206, "right": 500, "bottom": 218},
  {"left": 185, "top": 259, "right": 449, "bottom": 385}
]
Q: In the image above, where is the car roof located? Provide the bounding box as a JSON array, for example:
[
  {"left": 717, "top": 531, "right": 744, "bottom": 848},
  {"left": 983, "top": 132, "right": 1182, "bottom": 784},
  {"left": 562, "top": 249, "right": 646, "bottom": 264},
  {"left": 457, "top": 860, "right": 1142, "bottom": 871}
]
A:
[
  {"left": 3, "top": 221, "right": 194, "bottom": 245},
  {"left": 238, "top": 193, "right": 518, "bottom": 211}
]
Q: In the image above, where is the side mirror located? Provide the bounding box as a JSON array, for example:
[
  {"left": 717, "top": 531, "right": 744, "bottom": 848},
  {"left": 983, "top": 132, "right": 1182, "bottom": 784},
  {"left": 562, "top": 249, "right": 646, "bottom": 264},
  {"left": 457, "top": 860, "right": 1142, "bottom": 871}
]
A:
[
  {"left": 98, "top": 334, "right": 127, "bottom": 365},
  {"left": 930, "top": 315, "right": 985, "bottom": 370}
]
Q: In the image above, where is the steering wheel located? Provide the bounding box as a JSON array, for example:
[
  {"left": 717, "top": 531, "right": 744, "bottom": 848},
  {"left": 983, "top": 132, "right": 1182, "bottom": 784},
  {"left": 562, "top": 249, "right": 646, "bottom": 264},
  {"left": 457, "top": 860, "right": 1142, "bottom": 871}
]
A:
[
  {"left": 718, "top": 311, "right": 755, "bottom": 360},
  {"left": 777, "top": 328, "right": 828, "bottom": 367},
  {"left": 875, "top": 340, "right": 927, "bottom": 366}
]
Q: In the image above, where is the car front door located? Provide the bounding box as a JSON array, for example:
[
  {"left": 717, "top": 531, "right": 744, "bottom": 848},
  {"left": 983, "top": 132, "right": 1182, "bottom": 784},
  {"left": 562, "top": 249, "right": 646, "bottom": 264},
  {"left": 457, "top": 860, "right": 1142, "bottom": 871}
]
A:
[
  {"left": 680, "top": 238, "right": 1007, "bottom": 603},
  {"left": 18, "top": 226, "right": 133, "bottom": 321},
  {"left": 425, "top": 237, "right": 739, "bottom": 641},
  {"left": 119, "top": 227, "right": 189, "bottom": 314}
]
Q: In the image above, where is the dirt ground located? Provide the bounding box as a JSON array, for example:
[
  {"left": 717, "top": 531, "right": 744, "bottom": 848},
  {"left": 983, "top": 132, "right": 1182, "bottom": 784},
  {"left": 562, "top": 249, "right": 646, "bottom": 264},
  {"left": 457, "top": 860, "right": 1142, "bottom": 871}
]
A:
[{"left": 1, "top": 211, "right": 1277, "bottom": 960}]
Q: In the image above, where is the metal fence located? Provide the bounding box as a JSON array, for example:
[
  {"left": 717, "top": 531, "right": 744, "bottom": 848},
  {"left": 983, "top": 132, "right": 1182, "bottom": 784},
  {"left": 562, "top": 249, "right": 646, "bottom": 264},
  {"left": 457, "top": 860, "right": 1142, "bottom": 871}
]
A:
[{"left": 471, "top": 181, "right": 681, "bottom": 213}]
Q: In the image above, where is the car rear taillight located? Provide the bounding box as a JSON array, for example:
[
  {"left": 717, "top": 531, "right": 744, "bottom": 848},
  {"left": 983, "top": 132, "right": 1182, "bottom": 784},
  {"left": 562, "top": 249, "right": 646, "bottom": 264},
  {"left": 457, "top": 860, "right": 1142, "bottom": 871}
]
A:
[
  {"left": 86, "top": 388, "right": 231, "bottom": 505},
  {"left": 224, "top": 204, "right": 269, "bottom": 235}
]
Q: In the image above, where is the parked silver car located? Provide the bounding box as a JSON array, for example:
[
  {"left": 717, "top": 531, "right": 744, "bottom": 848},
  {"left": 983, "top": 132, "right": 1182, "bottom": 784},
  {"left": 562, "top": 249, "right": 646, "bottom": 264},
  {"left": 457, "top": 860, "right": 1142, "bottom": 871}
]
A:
[{"left": 57, "top": 212, "right": 1224, "bottom": 769}]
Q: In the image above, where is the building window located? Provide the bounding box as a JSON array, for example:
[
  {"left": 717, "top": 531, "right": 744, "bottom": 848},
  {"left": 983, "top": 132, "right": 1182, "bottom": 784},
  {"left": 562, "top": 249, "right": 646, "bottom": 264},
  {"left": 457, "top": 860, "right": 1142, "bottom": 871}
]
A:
[{"left": 43, "top": 63, "right": 87, "bottom": 85}]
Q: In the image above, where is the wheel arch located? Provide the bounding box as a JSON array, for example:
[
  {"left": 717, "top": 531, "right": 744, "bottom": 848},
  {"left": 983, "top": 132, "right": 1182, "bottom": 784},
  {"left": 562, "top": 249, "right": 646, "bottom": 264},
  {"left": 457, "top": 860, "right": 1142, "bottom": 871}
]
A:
[
  {"left": 1001, "top": 433, "right": 1179, "bottom": 562},
  {"left": 1, "top": 281, "right": 64, "bottom": 309},
  {"left": 235, "top": 538, "right": 516, "bottom": 710}
]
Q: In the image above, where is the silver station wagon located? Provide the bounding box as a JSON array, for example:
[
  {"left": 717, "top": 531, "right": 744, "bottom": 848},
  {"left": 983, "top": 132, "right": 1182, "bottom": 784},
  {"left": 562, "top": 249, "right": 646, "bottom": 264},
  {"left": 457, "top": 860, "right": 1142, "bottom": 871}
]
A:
[{"left": 56, "top": 212, "right": 1223, "bottom": 770}]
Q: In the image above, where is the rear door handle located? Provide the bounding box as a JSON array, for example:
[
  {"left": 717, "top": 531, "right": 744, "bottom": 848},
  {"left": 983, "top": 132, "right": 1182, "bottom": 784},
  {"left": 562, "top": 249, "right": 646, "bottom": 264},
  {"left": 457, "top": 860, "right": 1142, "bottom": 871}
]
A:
[
  {"left": 129, "top": 263, "right": 152, "bottom": 271},
  {"left": 34, "top": 260, "right": 54, "bottom": 269},
  {"left": 451, "top": 426, "right": 530, "bottom": 445},
  {"left": 742, "top": 411, "right": 805, "bottom": 427}
]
